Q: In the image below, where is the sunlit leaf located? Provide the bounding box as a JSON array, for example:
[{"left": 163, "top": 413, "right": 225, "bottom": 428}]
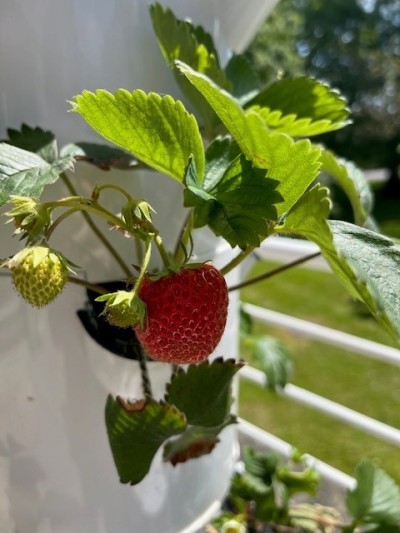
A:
[
  {"left": 247, "top": 77, "right": 351, "bottom": 136},
  {"left": 71, "top": 89, "right": 205, "bottom": 182},
  {"left": 320, "top": 147, "right": 373, "bottom": 225},
  {"left": 176, "top": 61, "right": 321, "bottom": 215}
]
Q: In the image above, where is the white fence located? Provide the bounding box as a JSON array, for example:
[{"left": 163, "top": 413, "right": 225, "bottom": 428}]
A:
[{"left": 237, "top": 236, "right": 400, "bottom": 492}]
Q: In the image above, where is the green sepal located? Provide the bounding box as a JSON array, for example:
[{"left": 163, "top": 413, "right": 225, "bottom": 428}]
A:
[
  {"left": 105, "top": 395, "right": 186, "bottom": 485},
  {"left": 4, "top": 195, "right": 52, "bottom": 244},
  {"left": 165, "top": 357, "right": 243, "bottom": 427},
  {"left": 96, "top": 290, "right": 147, "bottom": 329},
  {"left": 163, "top": 415, "right": 237, "bottom": 466}
]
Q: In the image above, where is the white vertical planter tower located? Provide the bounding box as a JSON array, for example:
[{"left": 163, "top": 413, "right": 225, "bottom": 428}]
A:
[{"left": 0, "top": 2, "right": 279, "bottom": 532}]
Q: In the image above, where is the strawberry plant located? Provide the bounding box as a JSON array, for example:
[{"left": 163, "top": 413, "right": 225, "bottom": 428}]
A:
[{"left": 0, "top": 4, "right": 399, "bottom": 520}]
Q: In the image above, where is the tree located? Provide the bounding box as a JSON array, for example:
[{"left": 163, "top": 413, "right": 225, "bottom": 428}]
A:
[{"left": 246, "top": 0, "right": 400, "bottom": 194}]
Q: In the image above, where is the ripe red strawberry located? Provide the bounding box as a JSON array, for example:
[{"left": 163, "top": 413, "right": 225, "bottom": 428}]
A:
[{"left": 135, "top": 263, "right": 228, "bottom": 364}]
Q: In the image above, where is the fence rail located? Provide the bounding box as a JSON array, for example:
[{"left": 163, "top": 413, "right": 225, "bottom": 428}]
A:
[{"left": 239, "top": 236, "right": 400, "bottom": 485}]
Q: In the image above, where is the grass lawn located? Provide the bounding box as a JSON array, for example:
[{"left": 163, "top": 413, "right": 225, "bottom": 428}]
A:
[{"left": 238, "top": 259, "right": 400, "bottom": 482}]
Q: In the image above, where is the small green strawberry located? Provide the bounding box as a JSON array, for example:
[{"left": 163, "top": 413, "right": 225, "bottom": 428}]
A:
[
  {"left": 7, "top": 246, "right": 71, "bottom": 307},
  {"left": 134, "top": 263, "right": 228, "bottom": 364},
  {"left": 96, "top": 290, "right": 146, "bottom": 328}
]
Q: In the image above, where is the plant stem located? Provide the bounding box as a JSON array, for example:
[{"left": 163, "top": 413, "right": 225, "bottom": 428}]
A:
[
  {"left": 137, "top": 343, "right": 153, "bottom": 398},
  {"left": 68, "top": 276, "right": 109, "bottom": 295},
  {"left": 228, "top": 252, "right": 321, "bottom": 292},
  {"left": 154, "top": 233, "right": 171, "bottom": 269},
  {"left": 132, "top": 236, "right": 153, "bottom": 293},
  {"left": 94, "top": 182, "right": 133, "bottom": 201},
  {"left": 173, "top": 211, "right": 193, "bottom": 263},
  {"left": 220, "top": 246, "right": 255, "bottom": 276},
  {"left": 59, "top": 173, "right": 132, "bottom": 277}
]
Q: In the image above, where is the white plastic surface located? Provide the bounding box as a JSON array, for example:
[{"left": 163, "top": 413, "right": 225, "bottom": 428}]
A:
[{"left": 0, "top": 1, "right": 278, "bottom": 531}]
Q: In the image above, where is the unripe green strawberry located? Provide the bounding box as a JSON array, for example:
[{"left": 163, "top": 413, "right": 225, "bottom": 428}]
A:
[
  {"left": 96, "top": 290, "right": 146, "bottom": 329},
  {"left": 135, "top": 263, "right": 228, "bottom": 365},
  {"left": 8, "top": 246, "right": 70, "bottom": 307}
]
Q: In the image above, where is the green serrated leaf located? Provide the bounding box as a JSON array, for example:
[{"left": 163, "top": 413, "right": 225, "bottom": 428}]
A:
[
  {"left": 243, "top": 447, "right": 279, "bottom": 486},
  {"left": 224, "top": 54, "right": 261, "bottom": 105},
  {"left": 279, "top": 183, "right": 332, "bottom": 243},
  {"left": 347, "top": 461, "right": 400, "bottom": 526},
  {"left": 71, "top": 89, "right": 205, "bottom": 182},
  {"left": 247, "top": 77, "right": 351, "bottom": 137},
  {"left": 150, "top": 3, "right": 228, "bottom": 134},
  {"left": 4, "top": 124, "right": 58, "bottom": 163},
  {"left": 176, "top": 62, "right": 322, "bottom": 215},
  {"left": 253, "top": 336, "right": 293, "bottom": 391},
  {"left": 279, "top": 188, "right": 400, "bottom": 342},
  {"left": 0, "top": 143, "right": 73, "bottom": 207},
  {"left": 328, "top": 221, "right": 400, "bottom": 342},
  {"left": 60, "top": 142, "right": 138, "bottom": 170},
  {"left": 105, "top": 395, "right": 186, "bottom": 485},
  {"left": 165, "top": 358, "right": 242, "bottom": 427},
  {"left": 230, "top": 471, "right": 271, "bottom": 502},
  {"left": 163, "top": 416, "right": 236, "bottom": 466},
  {"left": 320, "top": 148, "right": 373, "bottom": 226},
  {"left": 184, "top": 154, "right": 282, "bottom": 248}
]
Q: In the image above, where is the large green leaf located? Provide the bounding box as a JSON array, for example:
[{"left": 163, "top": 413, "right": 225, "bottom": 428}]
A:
[
  {"left": 328, "top": 221, "right": 400, "bottom": 341},
  {"left": 0, "top": 143, "right": 73, "bottom": 207},
  {"left": 165, "top": 358, "right": 242, "bottom": 427},
  {"left": 279, "top": 186, "right": 400, "bottom": 342},
  {"left": 3, "top": 124, "right": 58, "bottom": 163},
  {"left": 163, "top": 416, "right": 236, "bottom": 466},
  {"left": 184, "top": 154, "right": 282, "bottom": 248},
  {"left": 105, "top": 395, "right": 186, "bottom": 485},
  {"left": 176, "top": 61, "right": 321, "bottom": 214},
  {"left": 247, "top": 77, "right": 351, "bottom": 137},
  {"left": 150, "top": 3, "right": 228, "bottom": 135},
  {"left": 320, "top": 148, "right": 373, "bottom": 225},
  {"left": 347, "top": 461, "right": 400, "bottom": 526},
  {"left": 71, "top": 89, "right": 205, "bottom": 182}
]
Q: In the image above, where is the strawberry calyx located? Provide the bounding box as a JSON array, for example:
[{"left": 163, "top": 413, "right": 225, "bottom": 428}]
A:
[{"left": 96, "top": 290, "right": 147, "bottom": 329}]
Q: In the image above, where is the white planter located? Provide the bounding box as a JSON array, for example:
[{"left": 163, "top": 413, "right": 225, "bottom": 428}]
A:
[{"left": 0, "top": 1, "right": 279, "bottom": 532}]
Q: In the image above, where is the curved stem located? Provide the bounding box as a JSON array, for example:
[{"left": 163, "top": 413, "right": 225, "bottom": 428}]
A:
[
  {"left": 228, "top": 251, "right": 321, "bottom": 292},
  {"left": 173, "top": 210, "right": 193, "bottom": 263},
  {"left": 59, "top": 173, "right": 133, "bottom": 277},
  {"left": 68, "top": 276, "right": 109, "bottom": 295},
  {"left": 154, "top": 233, "right": 171, "bottom": 269},
  {"left": 132, "top": 236, "right": 154, "bottom": 293},
  {"left": 220, "top": 246, "right": 255, "bottom": 276},
  {"left": 95, "top": 182, "right": 133, "bottom": 201}
]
